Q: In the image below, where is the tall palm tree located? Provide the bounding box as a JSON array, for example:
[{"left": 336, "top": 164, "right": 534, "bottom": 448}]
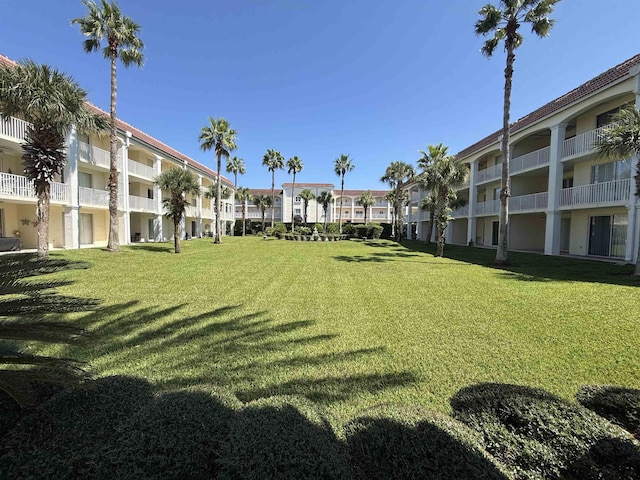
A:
[
  {"left": 0, "top": 60, "right": 107, "bottom": 260},
  {"left": 334, "top": 154, "right": 354, "bottom": 233},
  {"left": 596, "top": 105, "right": 640, "bottom": 275},
  {"left": 418, "top": 144, "right": 449, "bottom": 246},
  {"left": 420, "top": 192, "right": 438, "bottom": 245},
  {"left": 420, "top": 147, "right": 468, "bottom": 257},
  {"left": 205, "top": 182, "right": 232, "bottom": 239},
  {"left": 235, "top": 187, "right": 252, "bottom": 236},
  {"left": 299, "top": 189, "right": 315, "bottom": 227},
  {"left": 226, "top": 155, "right": 245, "bottom": 191},
  {"left": 356, "top": 190, "right": 375, "bottom": 225},
  {"left": 199, "top": 117, "right": 237, "bottom": 244},
  {"left": 317, "top": 191, "right": 333, "bottom": 232},
  {"left": 475, "top": 0, "right": 559, "bottom": 264},
  {"left": 72, "top": 0, "right": 144, "bottom": 253},
  {"left": 154, "top": 167, "right": 201, "bottom": 254},
  {"left": 383, "top": 189, "right": 397, "bottom": 238},
  {"left": 262, "top": 149, "right": 284, "bottom": 228},
  {"left": 286, "top": 156, "right": 303, "bottom": 230},
  {"left": 381, "top": 161, "right": 415, "bottom": 242},
  {"left": 253, "top": 194, "right": 272, "bottom": 232}
]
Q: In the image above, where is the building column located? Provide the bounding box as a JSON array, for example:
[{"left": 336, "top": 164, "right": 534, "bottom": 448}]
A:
[
  {"left": 406, "top": 190, "right": 413, "bottom": 239},
  {"left": 544, "top": 123, "right": 567, "bottom": 255},
  {"left": 120, "top": 132, "right": 131, "bottom": 245},
  {"left": 63, "top": 126, "right": 79, "bottom": 249},
  {"left": 467, "top": 160, "right": 478, "bottom": 245},
  {"left": 153, "top": 155, "right": 163, "bottom": 242},
  {"left": 626, "top": 66, "right": 640, "bottom": 262},
  {"left": 196, "top": 175, "right": 203, "bottom": 238}
]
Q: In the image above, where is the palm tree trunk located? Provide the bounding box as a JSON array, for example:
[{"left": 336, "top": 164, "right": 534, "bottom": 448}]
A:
[
  {"left": 426, "top": 209, "right": 435, "bottom": 245},
  {"left": 36, "top": 183, "right": 50, "bottom": 260},
  {"left": 496, "top": 42, "right": 515, "bottom": 265},
  {"left": 242, "top": 205, "right": 246, "bottom": 237},
  {"left": 291, "top": 174, "right": 296, "bottom": 231},
  {"left": 270, "top": 173, "right": 275, "bottom": 229},
  {"left": 339, "top": 177, "right": 344, "bottom": 234},
  {"left": 107, "top": 51, "right": 120, "bottom": 252},
  {"left": 323, "top": 207, "right": 327, "bottom": 232},
  {"left": 364, "top": 207, "right": 368, "bottom": 225},
  {"left": 215, "top": 155, "right": 222, "bottom": 244},
  {"left": 261, "top": 209, "right": 266, "bottom": 232},
  {"left": 173, "top": 217, "right": 181, "bottom": 253}
]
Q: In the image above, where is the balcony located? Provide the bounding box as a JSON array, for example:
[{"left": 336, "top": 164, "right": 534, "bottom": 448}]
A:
[
  {"left": 476, "top": 146, "right": 550, "bottom": 185},
  {"left": 559, "top": 178, "right": 631, "bottom": 208},
  {"left": 78, "top": 141, "right": 115, "bottom": 169},
  {"left": 0, "top": 172, "right": 69, "bottom": 204},
  {"left": 0, "top": 116, "right": 28, "bottom": 141},
  {"left": 562, "top": 126, "right": 606, "bottom": 160},
  {"left": 509, "top": 192, "right": 548, "bottom": 213},
  {"left": 474, "top": 199, "right": 500, "bottom": 216},
  {"left": 129, "top": 195, "right": 157, "bottom": 213},
  {"left": 128, "top": 159, "right": 155, "bottom": 180},
  {"left": 185, "top": 205, "right": 199, "bottom": 218},
  {"left": 79, "top": 186, "right": 109, "bottom": 208},
  {"left": 202, "top": 208, "right": 214, "bottom": 219},
  {"left": 450, "top": 205, "right": 469, "bottom": 218}
]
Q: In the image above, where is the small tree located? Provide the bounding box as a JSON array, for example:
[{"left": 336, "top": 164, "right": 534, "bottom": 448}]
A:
[
  {"left": 317, "top": 191, "right": 333, "bottom": 232},
  {"left": 334, "top": 154, "right": 354, "bottom": 233},
  {"left": 356, "top": 190, "right": 375, "bottom": 225},
  {"left": 226, "top": 156, "right": 245, "bottom": 191},
  {"left": 286, "top": 156, "right": 303, "bottom": 230},
  {"left": 596, "top": 105, "right": 640, "bottom": 275},
  {"left": 236, "top": 187, "right": 252, "bottom": 237},
  {"left": 155, "top": 167, "right": 201, "bottom": 253},
  {"left": 253, "top": 194, "right": 272, "bottom": 232},
  {"left": 262, "top": 149, "right": 284, "bottom": 228},
  {"left": 299, "top": 189, "right": 315, "bottom": 227},
  {"left": 381, "top": 161, "right": 415, "bottom": 242},
  {"left": 205, "top": 182, "right": 231, "bottom": 238}
]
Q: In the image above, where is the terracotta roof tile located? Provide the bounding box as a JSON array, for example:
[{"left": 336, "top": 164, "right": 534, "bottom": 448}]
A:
[
  {"left": 340, "top": 189, "right": 388, "bottom": 196},
  {"left": 281, "top": 182, "right": 335, "bottom": 188},
  {"left": 249, "top": 188, "right": 282, "bottom": 196},
  {"left": 457, "top": 53, "right": 640, "bottom": 159}
]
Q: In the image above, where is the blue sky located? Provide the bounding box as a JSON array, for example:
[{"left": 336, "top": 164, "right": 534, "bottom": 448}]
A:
[{"left": 1, "top": 1, "right": 639, "bottom": 189}]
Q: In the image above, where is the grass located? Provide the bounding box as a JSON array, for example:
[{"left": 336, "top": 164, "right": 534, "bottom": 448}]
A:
[{"left": 22, "top": 236, "right": 640, "bottom": 425}]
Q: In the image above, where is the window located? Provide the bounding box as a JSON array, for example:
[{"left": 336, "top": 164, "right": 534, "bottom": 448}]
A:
[
  {"left": 596, "top": 105, "right": 631, "bottom": 128},
  {"left": 562, "top": 177, "right": 574, "bottom": 189},
  {"left": 147, "top": 188, "right": 154, "bottom": 199},
  {"left": 295, "top": 196, "right": 301, "bottom": 203},
  {"left": 591, "top": 159, "right": 631, "bottom": 183},
  {"left": 294, "top": 208, "right": 301, "bottom": 215},
  {"left": 78, "top": 171, "right": 92, "bottom": 188}
]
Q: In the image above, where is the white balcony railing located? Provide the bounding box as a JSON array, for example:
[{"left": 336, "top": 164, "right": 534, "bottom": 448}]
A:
[
  {"left": 511, "top": 146, "right": 550, "bottom": 174},
  {"left": 79, "top": 186, "right": 109, "bottom": 207},
  {"left": 128, "top": 159, "right": 155, "bottom": 180},
  {"left": 562, "top": 126, "right": 607, "bottom": 159},
  {"left": 475, "top": 163, "right": 502, "bottom": 184},
  {"left": 128, "top": 195, "right": 157, "bottom": 213},
  {"left": 474, "top": 199, "right": 501, "bottom": 216},
  {"left": 559, "top": 178, "right": 631, "bottom": 208},
  {"left": 185, "top": 205, "right": 199, "bottom": 218},
  {"left": 78, "top": 141, "right": 115, "bottom": 169},
  {"left": 509, "top": 192, "right": 548, "bottom": 213},
  {"left": 202, "top": 208, "right": 214, "bottom": 219},
  {"left": 0, "top": 172, "right": 69, "bottom": 203},
  {"left": 0, "top": 116, "right": 29, "bottom": 141},
  {"left": 450, "top": 205, "right": 469, "bottom": 218}
]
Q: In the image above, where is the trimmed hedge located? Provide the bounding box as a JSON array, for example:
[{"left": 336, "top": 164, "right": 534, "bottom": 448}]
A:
[
  {"left": 577, "top": 385, "right": 640, "bottom": 439},
  {"left": 451, "top": 383, "right": 640, "bottom": 480},
  {"left": 344, "top": 404, "right": 511, "bottom": 479},
  {"left": 219, "top": 395, "right": 352, "bottom": 479},
  {"left": 354, "top": 224, "right": 383, "bottom": 239}
]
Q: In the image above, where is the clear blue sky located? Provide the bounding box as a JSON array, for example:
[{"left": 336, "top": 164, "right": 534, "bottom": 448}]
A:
[{"left": 1, "top": 1, "right": 639, "bottom": 189}]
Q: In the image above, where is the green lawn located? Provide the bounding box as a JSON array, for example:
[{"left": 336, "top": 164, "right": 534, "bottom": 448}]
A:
[{"left": 30, "top": 237, "right": 640, "bottom": 425}]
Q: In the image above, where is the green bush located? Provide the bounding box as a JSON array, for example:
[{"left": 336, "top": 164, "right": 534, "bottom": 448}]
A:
[
  {"left": 297, "top": 226, "right": 312, "bottom": 235},
  {"left": 369, "top": 224, "right": 383, "bottom": 239},
  {"left": 352, "top": 224, "right": 383, "bottom": 239},
  {"left": 326, "top": 223, "right": 340, "bottom": 234},
  {"left": 265, "top": 227, "right": 274, "bottom": 236},
  {"left": 313, "top": 223, "right": 324, "bottom": 232},
  {"left": 273, "top": 223, "right": 287, "bottom": 235},
  {"left": 354, "top": 224, "right": 369, "bottom": 239},
  {"left": 451, "top": 383, "right": 640, "bottom": 479},
  {"left": 219, "top": 395, "right": 351, "bottom": 479},
  {"left": 342, "top": 224, "right": 356, "bottom": 237},
  {"left": 577, "top": 385, "right": 640, "bottom": 439},
  {"left": 344, "top": 404, "right": 510, "bottom": 480}
]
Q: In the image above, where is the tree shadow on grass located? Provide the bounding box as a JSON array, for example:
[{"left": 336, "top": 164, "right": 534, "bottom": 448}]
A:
[
  {"left": 77, "top": 303, "right": 418, "bottom": 406},
  {"left": 400, "top": 240, "right": 640, "bottom": 286},
  {"left": 127, "top": 243, "right": 175, "bottom": 254}
]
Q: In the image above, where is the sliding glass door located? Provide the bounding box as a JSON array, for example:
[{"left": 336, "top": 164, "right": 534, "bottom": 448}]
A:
[{"left": 588, "top": 214, "right": 627, "bottom": 258}]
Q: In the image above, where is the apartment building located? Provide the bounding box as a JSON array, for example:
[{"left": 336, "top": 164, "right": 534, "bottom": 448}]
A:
[
  {"left": 0, "top": 55, "right": 235, "bottom": 251},
  {"left": 235, "top": 184, "right": 394, "bottom": 226},
  {"left": 407, "top": 54, "right": 640, "bottom": 264}
]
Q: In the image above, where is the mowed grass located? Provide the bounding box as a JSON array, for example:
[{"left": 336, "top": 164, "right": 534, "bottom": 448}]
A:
[{"left": 27, "top": 237, "right": 640, "bottom": 425}]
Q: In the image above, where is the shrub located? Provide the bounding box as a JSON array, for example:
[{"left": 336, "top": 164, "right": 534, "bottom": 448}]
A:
[
  {"left": 354, "top": 224, "right": 369, "bottom": 239},
  {"left": 369, "top": 224, "right": 383, "bottom": 239},
  {"left": 577, "top": 385, "right": 640, "bottom": 439},
  {"left": 219, "top": 395, "right": 351, "bottom": 479},
  {"left": 273, "top": 223, "right": 287, "bottom": 235},
  {"left": 451, "top": 383, "right": 640, "bottom": 479},
  {"left": 265, "top": 227, "right": 275, "bottom": 236},
  {"left": 326, "top": 223, "right": 340, "bottom": 234},
  {"left": 342, "top": 224, "right": 356, "bottom": 237},
  {"left": 313, "top": 223, "right": 324, "bottom": 232},
  {"left": 345, "top": 404, "right": 510, "bottom": 480},
  {"left": 297, "top": 226, "right": 312, "bottom": 235}
]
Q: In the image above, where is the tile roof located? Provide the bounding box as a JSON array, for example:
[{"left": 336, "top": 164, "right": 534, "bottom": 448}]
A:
[
  {"left": 249, "top": 188, "right": 281, "bottom": 196},
  {"left": 1, "top": 53, "right": 232, "bottom": 187},
  {"left": 281, "top": 182, "right": 335, "bottom": 188},
  {"left": 457, "top": 53, "right": 640, "bottom": 159},
  {"left": 340, "top": 189, "right": 389, "bottom": 196}
]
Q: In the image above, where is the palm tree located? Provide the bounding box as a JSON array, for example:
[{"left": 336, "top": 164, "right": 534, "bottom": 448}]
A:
[
  {"left": 205, "top": 182, "right": 232, "bottom": 239},
  {"left": 596, "top": 105, "right": 640, "bottom": 275},
  {"left": 226, "top": 155, "right": 245, "bottom": 191},
  {"left": 286, "top": 156, "right": 303, "bottom": 230},
  {"left": 381, "top": 161, "right": 415, "bottom": 242},
  {"left": 475, "top": 0, "right": 559, "bottom": 264},
  {"left": 420, "top": 147, "right": 468, "bottom": 257},
  {"left": 262, "top": 149, "right": 284, "bottom": 228},
  {"left": 317, "top": 191, "right": 333, "bottom": 232},
  {"left": 154, "top": 167, "right": 201, "bottom": 254},
  {"left": 420, "top": 192, "right": 438, "bottom": 245},
  {"left": 356, "top": 190, "right": 375, "bottom": 225},
  {"left": 235, "top": 187, "right": 252, "bottom": 236},
  {"left": 0, "top": 60, "right": 107, "bottom": 260},
  {"left": 253, "top": 194, "right": 272, "bottom": 232},
  {"left": 198, "top": 117, "right": 237, "bottom": 244},
  {"left": 334, "top": 154, "right": 354, "bottom": 233},
  {"left": 299, "top": 189, "right": 315, "bottom": 227},
  {"left": 72, "top": 0, "right": 144, "bottom": 253}
]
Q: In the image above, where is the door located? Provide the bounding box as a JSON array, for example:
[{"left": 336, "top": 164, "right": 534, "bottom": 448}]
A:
[
  {"left": 79, "top": 213, "right": 93, "bottom": 245},
  {"left": 492, "top": 221, "right": 499, "bottom": 246},
  {"left": 589, "top": 216, "right": 611, "bottom": 256},
  {"left": 191, "top": 221, "right": 196, "bottom": 238},
  {"left": 560, "top": 218, "right": 571, "bottom": 252},
  {"left": 148, "top": 218, "right": 155, "bottom": 241}
]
